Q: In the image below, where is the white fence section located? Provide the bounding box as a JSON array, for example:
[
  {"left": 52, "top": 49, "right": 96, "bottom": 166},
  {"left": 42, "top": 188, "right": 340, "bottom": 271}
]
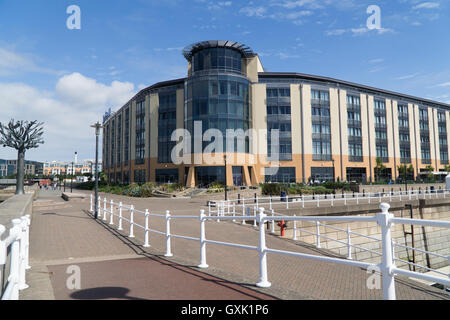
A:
[
  {"left": 90, "top": 195, "right": 450, "bottom": 300},
  {"left": 208, "top": 189, "right": 450, "bottom": 215},
  {"left": 0, "top": 215, "right": 31, "bottom": 300}
]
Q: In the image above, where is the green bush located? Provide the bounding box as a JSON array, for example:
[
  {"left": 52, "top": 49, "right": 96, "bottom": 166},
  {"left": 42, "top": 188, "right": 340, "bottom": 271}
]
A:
[
  {"left": 261, "top": 183, "right": 283, "bottom": 195},
  {"left": 140, "top": 182, "right": 156, "bottom": 197}
]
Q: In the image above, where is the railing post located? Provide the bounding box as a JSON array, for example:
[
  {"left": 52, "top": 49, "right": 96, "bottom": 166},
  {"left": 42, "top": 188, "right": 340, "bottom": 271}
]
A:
[
  {"left": 129, "top": 205, "right": 135, "bottom": 238},
  {"left": 103, "top": 198, "right": 107, "bottom": 221},
  {"left": 118, "top": 202, "right": 123, "bottom": 231},
  {"left": 90, "top": 194, "right": 93, "bottom": 213},
  {"left": 144, "top": 209, "right": 150, "bottom": 248},
  {"left": 242, "top": 202, "right": 246, "bottom": 225},
  {"left": 293, "top": 215, "right": 297, "bottom": 241},
  {"left": 9, "top": 219, "right": 22, "bottom": 300},
  {"left": 347, "top": 227, "right": 352, "bottom": 260},
  {"left": 316, "top": 221, "right": 321, "bottom": 248},
  {"left": 377, "top": 203, "right": 396, "bottom": 300},
  {"left": 271, "top": 209, "right": 275, "bottom": 234},
  {"left": 232, "top": 203, "right": 236, "bottom": 222},
  {"left": 23, "top": 215, "right": 31, "bottom": 270},
  {"left": 109, "top": 200, "right": 114, "bottom": 225},
  {"left": 198, "top": 210, "right": 208, "bottom": 269},
  {"left": 18, "top": 217, "right": 29, "bottom": 291},
  {"left": 0, "top": 225, "right": 6, "bottom": 267},
  {"left": 256, "top": 208, "right": 271, "bottom": 288},
  {"left": 253, "top": 206, "right": 257, "bottom": 228},
  {"left": 208, "top": 201, "right": 211, "bottom": 217},
  {"left": 286, "top": 195, "right": 289, "bottom": 209},
  {"left": 165, "top": 210, "right": 173, "bottom": 257},
  {"left": 356, "top": 192, "right": 359, "bottom": 205},
  {"left": 98, "top": 196, "right": 102, "bottom": 218}
]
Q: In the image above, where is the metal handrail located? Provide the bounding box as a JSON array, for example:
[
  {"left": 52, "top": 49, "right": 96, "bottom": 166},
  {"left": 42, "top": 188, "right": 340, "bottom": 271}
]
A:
[
  {"left": 0, "top": 215, "right": 31, "bottom": 300},
  {"left": 89, "top": 196, "right": 450, "bottom": 300}
]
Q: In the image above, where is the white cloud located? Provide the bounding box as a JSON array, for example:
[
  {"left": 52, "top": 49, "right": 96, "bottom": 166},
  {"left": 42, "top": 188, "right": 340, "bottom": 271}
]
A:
[
  {"left": 437, "top": 82, "right": 450, "bottom": 87},
  {"left": 0, "top": 73, "right": 136, "bottom": 161},
  {"left": 0, "top": 47, "right": 64, "bottom": 77},
  {"left": 412, "top": 2, "right": 440, "bottom": 10},
  {"left": 395, "top": 73, "right": 420, "bottom": 80}
]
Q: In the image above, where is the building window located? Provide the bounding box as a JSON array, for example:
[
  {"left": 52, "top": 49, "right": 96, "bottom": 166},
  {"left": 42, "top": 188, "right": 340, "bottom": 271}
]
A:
[
  {"left": 136, "top": 100, "right": 146, "bottom": 165},
  {"left": 312, "top": 89, "right": 331, "bottom": 161},
  {"left": 134, "top": 169, "right": 146, "bottom": 184},
  {"left": 310, "top": 167, "right": 334, "bottom": 182},
  {"left": 267, "top": 86, "right": 292, "bottom": 161},
  {"left": 124, "top": 107, "right": 130, "bottom": 166},
  {"left": 156, "top": 169, "right": 179, "bottom": 184},
  {"left": 265, "top": 167, "right": 296, "bottom": 183},
  {"left": 158, "top": 91, "right": 177, "bottom": 163}
]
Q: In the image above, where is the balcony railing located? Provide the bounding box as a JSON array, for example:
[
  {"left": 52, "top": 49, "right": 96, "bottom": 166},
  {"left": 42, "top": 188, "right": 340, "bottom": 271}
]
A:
[
  {"left": 349, "top": 155, "right": 363, "bottom": 162},
  {"left": 400, "top": 158, "right": 411, "bottom": 164},
  {"left": 422, "top": 159, "right": 432, "bottom": 164},
  {"left": 313, "top": 154, "right": 332, "bottom": 161},
  {"left": 347, "top": 119, "right": 361, "bottom": 127}
]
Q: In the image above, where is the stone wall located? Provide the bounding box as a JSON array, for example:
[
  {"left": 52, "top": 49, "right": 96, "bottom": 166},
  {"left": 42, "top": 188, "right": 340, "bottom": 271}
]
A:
[
  {"left": 355, "top": 183, "right": 446, "bottom": 194},
  {"left": 281, "top": 198, "right": 450, "bottom": 272}
]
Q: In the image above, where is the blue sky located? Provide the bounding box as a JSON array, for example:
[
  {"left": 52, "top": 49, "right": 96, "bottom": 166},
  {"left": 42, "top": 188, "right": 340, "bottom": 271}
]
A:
[{"left": 0, "top": 0, "right": 449, "bottom": 162}]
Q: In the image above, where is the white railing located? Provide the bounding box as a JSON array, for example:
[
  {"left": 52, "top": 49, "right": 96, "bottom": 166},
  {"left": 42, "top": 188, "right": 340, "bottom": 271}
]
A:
[
  {"left": 0, "top": 215, "right": 31, "bottom": 300},
  {"left": 208, "top": 189, "right": 450, "bottom": 215},
  {"left": 90, "top": 195, "right": 450, "bottom": 300}
]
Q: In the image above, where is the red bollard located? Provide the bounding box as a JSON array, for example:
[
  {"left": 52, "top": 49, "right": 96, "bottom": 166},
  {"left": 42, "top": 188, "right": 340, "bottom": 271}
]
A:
[{"left": 277, "top": 220, "right": 286, "bottom": 237}]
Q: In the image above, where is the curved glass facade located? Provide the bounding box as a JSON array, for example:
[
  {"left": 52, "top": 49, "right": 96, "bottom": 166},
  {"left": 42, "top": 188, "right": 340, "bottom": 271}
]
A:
[
  {"left": 185, "top": 74, "right": 251, "bottom": 153},
  {"left": 192, "top": 48, "right": 242, "bottom": 74}
]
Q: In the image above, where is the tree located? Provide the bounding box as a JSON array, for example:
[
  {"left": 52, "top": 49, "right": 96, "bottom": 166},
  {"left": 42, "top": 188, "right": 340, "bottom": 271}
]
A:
[
  {"left": 424, "top": 165, "right": 435, "bottom": 183},
  {"left": 444, "top": 164, "right": 450, "bottom": 173},
  {"left": 0, "top": 120, "right": 44, "bottom": 195},
  {"left": 398, "top": 164, "right": 414, "bottom": 182},
  {"left": 374, "top": 157, "right": 386, "bottom": 183}
]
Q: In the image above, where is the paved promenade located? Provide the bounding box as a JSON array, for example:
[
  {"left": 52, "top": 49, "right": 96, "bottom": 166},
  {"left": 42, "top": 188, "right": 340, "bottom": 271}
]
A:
[{"left": 21, "top": 189, "right": 449, "bottom": 300}]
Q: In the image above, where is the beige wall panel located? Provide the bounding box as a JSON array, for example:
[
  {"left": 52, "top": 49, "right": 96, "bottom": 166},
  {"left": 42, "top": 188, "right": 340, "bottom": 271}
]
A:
[
  {"left": 302, "top": 85, "right": 312, "bottom": 155},
  {"left": 251, "top": 83, "right": 267, "bottom": 159},
  {"left": 330, "top": 88, "right": 340, "bottom": 156},
  {"left": 339, "top": 89, "right": 348, "bottom": 157},
  {"left": 290, "top": 84, "right": 302, "bottom": 155},
  {"left": 360, "top": 94, "right": 370, "bottom": 161}
]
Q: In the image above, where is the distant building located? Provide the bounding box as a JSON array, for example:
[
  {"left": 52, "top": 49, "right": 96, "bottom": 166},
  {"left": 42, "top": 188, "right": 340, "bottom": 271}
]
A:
[
  {"left": 0, "top": 159, "right": 43, "bottom": 177},
  {"left": 42, "top": 160, "right": 102, "bottom": 176}
]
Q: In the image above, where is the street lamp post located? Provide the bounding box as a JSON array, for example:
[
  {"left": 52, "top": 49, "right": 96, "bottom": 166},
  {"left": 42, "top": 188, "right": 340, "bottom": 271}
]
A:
[
  {"left": 331, "top": 158, "right": 336, "bottom": 182},
  {"left": 224, "top": 154, "right": 228, "bottom": 201},
  {"left": 91, "top": 122, "right": 103, "bottom": 219},
  {"left": 71, "top": 161, "right": 74, "bottom": 193}
]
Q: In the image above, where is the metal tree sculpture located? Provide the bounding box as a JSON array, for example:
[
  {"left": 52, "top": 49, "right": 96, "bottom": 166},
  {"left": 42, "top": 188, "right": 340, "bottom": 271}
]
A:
[{"left": 0, "top": 120, "right": 44, "bottom": 195}]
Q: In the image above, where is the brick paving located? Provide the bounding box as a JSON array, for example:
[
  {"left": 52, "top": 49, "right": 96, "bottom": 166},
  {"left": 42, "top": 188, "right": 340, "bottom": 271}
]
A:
[{"left": 21, "top": 189, "right": 450, "bottom": 300}]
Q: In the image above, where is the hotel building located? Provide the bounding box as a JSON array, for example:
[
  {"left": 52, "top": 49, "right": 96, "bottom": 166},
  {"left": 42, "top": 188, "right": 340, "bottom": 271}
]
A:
[{"left": 102, "top": 40, "right": 450, "bottom": 187}]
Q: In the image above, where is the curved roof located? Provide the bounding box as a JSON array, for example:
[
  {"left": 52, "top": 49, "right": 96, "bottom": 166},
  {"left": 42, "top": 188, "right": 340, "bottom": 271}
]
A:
[{"left": 183, "top": 40, "right": 256, "bottom": 61}]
